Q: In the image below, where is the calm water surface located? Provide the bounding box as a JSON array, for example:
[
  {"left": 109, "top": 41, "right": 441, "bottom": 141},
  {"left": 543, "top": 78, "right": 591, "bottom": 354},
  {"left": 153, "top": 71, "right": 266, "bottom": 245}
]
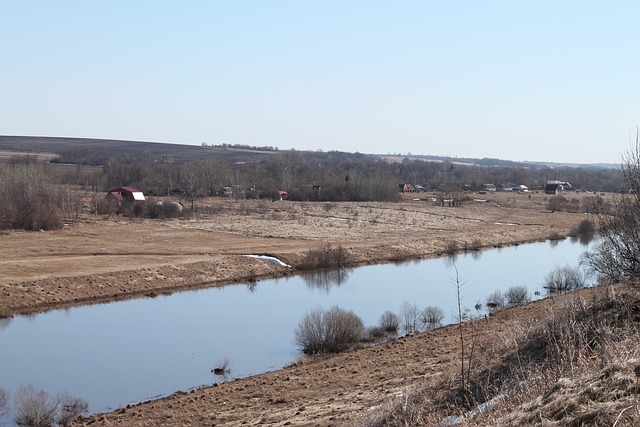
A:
[{"left": 0, "top": 237, "right": 592, "bottom": 420}]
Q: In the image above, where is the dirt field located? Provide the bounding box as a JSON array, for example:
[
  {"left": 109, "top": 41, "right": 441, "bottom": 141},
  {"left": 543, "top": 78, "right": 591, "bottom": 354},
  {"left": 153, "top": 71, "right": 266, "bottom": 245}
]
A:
[{"left": 0, "top": 191, "right": 600, "bottom": 425}]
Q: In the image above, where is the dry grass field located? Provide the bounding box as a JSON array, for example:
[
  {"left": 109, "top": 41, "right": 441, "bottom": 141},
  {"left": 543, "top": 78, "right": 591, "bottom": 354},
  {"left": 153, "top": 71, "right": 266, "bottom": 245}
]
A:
[{"left": 4, "top": 190, "right": 632, "bottom": 426}]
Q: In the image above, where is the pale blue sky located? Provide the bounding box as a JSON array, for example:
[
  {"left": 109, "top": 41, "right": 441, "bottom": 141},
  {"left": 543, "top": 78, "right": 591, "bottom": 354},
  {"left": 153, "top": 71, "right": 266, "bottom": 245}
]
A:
[{"left": 1, "top": 1, "right": 638, "bottom": 164}]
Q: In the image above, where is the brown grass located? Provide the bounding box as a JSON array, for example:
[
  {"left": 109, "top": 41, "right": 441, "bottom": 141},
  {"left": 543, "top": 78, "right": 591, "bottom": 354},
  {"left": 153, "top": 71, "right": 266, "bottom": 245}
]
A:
[{"left": 356, "top": 284, "right": 640, "bottom": 427}]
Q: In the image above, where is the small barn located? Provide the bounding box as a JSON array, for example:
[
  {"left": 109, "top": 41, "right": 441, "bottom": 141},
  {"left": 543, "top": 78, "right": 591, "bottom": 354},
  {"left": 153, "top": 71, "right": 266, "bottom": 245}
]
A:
[
  {"left": 398, "top": 183, "right": 420, "bottom": 193},
  {"left": 277, "top": 190, "right": 289, "bottom": 201},
  {"left": 106, "top": 187, "right": 145, "bottom": 202},
  {"left": 544, "top": 183, "right": 560, "bottom": 195}
]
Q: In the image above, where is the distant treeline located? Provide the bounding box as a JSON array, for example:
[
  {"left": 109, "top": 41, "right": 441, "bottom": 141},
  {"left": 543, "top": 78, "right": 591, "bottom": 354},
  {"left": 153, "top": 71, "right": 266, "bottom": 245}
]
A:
[{"left": 0, "top": 138, "right": 626, "bottom": 204}]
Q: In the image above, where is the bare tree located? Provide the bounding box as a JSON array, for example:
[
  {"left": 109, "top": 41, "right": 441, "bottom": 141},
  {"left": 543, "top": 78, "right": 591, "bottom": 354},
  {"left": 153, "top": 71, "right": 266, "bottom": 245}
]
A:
[
  {"left": 505, "top": 285, "right": 530, "bottom": 306},
  {"left": 584, "top": 130, "right": 640, "bottom": 283},
  {"left": 543, "top": 265, "right": 586, "bottom": 293},
  {"left": 0, "top": 388, "right": 8, "bottom": 418},
  {"left": 270, "top": 149, "right": 303, "bottom": 191},
  {"left": 420, "top": 306, "right": 444, "bottom": 330},
  {"left": 14, "top": 385, "right": 59, "bottom": 427},
  {"left": 452, "top": 266, "right": 467, "bottom": 391},
  {"left": 399, "top": 301, "right": 421, "bottom": 334},
  {"left": 180, "top": 165, "right": 204, "bottom": 210},
  {"left": 0, "top": 162, "right": 63, "bottom": 230},
  {"left": 197, "top": 157, "right": 229, "bottom": 197},
  {"left": 378, "top": 310, "right": 400, "bottom": 333},
  {"left": 486, "top": 290, "right": 505, "bottom": 313},
  {"left": 56, "top": 392, "right": 88, "bottom": 427}
]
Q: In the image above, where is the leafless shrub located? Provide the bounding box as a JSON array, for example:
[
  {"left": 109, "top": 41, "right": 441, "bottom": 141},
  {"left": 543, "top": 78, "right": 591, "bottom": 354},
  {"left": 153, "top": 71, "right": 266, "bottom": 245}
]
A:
[
  {"left": 211, "top": 357, "right": 231, "bottom": 376},
  {"left": 0, "top": 303, "right": 12, "bottom": 319},
  {"left": 548, "top": 195, "right": 580, "bottom": 213},
  {"left": 548, "top": 230, "right": 564, "bottom": 241},
  {"left": 14, "top": 385, "right": 59, "bottom": 427},
  {"left": 504, "top": 285, "right": 529, "bottom": 306},
  {"left": 581, "top": 195, "right": 606, "bottom": 214},
  {"left": 0, "top": 388, "right": 8, "bottom": 418},
  {"left": 298, "top": 245, "right": 351, "bottom": 270},
  {"left": 469, "top": 239, "right": 482, "bottom": 251},
  {"left": 576, "top": 218, "right": 595, "bottom": 235},
  {"left": 486, "top": 290, "right": 505, "bottom": 313},
  {"left": 12, "top": 385, "right": 87, "bottom": 427},
  {"left": 399, "top": 302, "right": 421, "bottom": 334},
  {"left": 353, "top": 388, "right": 428, "bottom": 427},
  {"left": 294, "top": 306, "right": 365, "bottom": 354},
  {"left": 145, "top": 200, "right": 183, "bottom": 219},
  {"left": 364, "top": 326, "right": 387, "bottom": 342},
  {"left": 285, "top": 354, "right": 317, "bottom": 368},
  {"left": 544, "top": 265, "right": 587, "bottom": 293},
  {"left": 378, "top": 310, "right": 400, "bottom": 333},
  {"left": 445, "top": 241, "right": 458, "bottom": 255},
  {"left": 56, "top": 392, "right": 88, "bottom": 427},
  {"left": 420, "top": 306, "right": 444, "bottom": 329},
  {"left": 0, "top": 163, "right": 63, "bottom": 230}
]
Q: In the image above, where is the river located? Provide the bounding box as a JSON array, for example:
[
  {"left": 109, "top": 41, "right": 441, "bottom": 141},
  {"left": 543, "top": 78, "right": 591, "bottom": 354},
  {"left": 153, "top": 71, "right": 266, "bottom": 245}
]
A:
[{"left": 0, "top": 237, "right": 593, "bottom": 423}]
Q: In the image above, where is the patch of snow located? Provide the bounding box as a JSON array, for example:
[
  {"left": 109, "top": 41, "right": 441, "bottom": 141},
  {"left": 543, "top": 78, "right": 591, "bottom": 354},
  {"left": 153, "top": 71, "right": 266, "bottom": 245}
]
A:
[{"left": 246, "top": 255, "right": 291, "bottom": 267}]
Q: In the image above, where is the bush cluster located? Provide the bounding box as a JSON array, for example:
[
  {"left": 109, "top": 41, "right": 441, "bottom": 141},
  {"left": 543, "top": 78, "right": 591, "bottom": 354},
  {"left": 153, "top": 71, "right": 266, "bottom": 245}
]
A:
[
  {"left": 11, "top": 385, "right": 87, "bottom": 427},
  {"left": 543, "top": 265, "right": 586, "bottom": 293},
  {"left": 294, "top": 306, "right": 365, "bottom": 354},
  {"left": 298, "top": 245, "right": 350, "bottom": 270},
  {"left": 96, "top": 198, "right": 184, "bottom": 219},
  {"left": 0, "top": 163, "right": 64, "bottom": 230},
  {"left": 357, "top": 286, "right": 640, "bottom": 427},
  {"left": 486, "top": 286, "right": 530, "bottom": 313}
]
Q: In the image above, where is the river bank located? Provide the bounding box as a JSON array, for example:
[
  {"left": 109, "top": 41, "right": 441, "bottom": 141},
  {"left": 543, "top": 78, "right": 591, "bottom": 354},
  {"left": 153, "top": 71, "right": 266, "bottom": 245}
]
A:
[{"left": 0, "top": 193, "right": 587, "bottom": 318}]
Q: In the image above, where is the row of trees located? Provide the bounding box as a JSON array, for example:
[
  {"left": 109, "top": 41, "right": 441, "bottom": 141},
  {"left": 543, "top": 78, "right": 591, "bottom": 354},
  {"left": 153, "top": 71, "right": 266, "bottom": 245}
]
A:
[
  {"left": 0, "top": 163, "right": 81, "bottom": 230},
  {"left": 95, "top": 152, "right": 625, "bottom": 200},
  {"left": 30, "top": 146, "right": 627, "bottom": 203}
]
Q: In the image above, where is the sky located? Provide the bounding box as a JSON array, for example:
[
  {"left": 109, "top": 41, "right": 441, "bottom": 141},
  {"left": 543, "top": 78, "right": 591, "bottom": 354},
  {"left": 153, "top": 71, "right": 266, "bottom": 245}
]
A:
[{"left": 1, "top": 1, "right": 639, "bottom": 164}]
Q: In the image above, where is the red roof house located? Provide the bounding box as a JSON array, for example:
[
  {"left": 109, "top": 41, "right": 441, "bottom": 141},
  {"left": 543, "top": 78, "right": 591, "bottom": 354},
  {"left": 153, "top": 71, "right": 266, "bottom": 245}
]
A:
[{"left": 106, "top": 187, "right": 145, "bottom": 202}]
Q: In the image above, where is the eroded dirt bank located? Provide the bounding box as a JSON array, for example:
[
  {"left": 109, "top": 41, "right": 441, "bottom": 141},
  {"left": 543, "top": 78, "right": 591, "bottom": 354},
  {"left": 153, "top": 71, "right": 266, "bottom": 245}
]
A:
[{"left": 0, "top": 194, "right": 585, "bottom": 317}]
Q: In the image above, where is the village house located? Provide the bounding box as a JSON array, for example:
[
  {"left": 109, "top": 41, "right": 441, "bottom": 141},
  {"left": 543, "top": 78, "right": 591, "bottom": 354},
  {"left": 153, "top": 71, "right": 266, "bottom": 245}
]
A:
[
  {"left": 544, "top": 181, "right": 572, "bottom": 195},
  {"left": 106, "top": 186, "right": 145, "bottom": 202},
  {"left": 482, "top": 184, "right": 497, "bottom": 192},
  {"left": 398, "top": 183, "right": 422, "bottom": 193}
]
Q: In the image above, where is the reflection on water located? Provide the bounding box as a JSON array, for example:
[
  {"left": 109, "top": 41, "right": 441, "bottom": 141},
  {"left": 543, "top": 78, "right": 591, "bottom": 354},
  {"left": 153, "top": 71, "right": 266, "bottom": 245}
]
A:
[
  {"left": 0, "top": 238, "right": 593, "bottom": 417},
  {"left": 301, "top": 269, "right": 351, "bottom": 292},
  {"left": 571, "top": 232, "right": 595, "bottom": 246},
  {"left": 444, "top": 253, "right": 458, "bottom": 267},
  {"left": 549, "top": 238, "right": 563, "bottom": 247},
  {"left": 0, "top": 316, "right": 12, "bottom": 331}
]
